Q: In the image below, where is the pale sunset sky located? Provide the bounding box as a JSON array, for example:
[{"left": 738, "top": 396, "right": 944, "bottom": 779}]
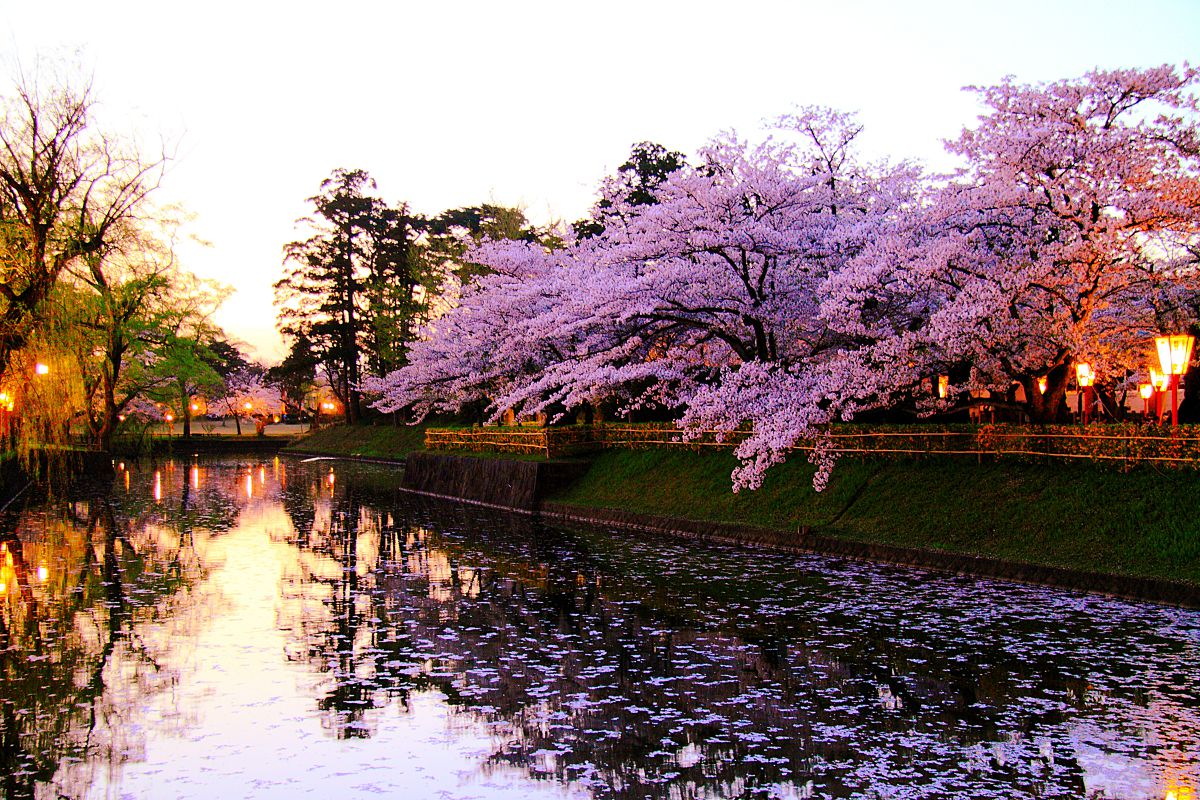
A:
[{"left": 3, "top": 0, "right": 1198, "bottom": 362}]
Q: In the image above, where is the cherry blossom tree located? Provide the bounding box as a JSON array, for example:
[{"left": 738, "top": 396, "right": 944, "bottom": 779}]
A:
[
  {"left": 214, "top": 368, "right": 280, "bottom": 435},
  {"left": 370, "top": 65, "right": 1200, "bottom": 492},
  {"left": 830, "top": 63, "right": 1200, "bottom": 422},
  {"left": 370, "top": 110, "right": 917, "bottom": 463}
]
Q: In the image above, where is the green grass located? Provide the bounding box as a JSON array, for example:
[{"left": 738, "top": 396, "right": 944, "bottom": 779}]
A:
[
  {"left": 548, "top": 450, "right": 1200, "bottom": 586},
  {"left": 284, "top": 423, "right": 428, "bottom": 460},
  {"left": 547, "top": 449, "right": 868, "bottom": 529}
]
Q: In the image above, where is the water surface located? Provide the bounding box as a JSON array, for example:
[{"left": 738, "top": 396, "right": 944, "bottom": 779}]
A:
[{"left": 1, "top": 456, "right": 1197, "bottom": 799}]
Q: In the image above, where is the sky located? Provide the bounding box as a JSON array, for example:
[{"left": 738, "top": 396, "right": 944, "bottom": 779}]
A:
[{"left": 3, "top": 0, "right": 1198, "bottom": 363}]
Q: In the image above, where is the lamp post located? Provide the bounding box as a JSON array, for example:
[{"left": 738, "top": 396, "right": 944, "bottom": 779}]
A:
[
  {"left": 1075, "top": 363, "right": 1095, "bottom": 424},
  {"left": 1154, "top": 334, "right": 1195, "bottom": 426},
  {"left": 1150, "top": 368, "right": 1170, "bottom": 423},
  {"left": 1139, "top": 383, "right": 1155, "bottom": 422}
]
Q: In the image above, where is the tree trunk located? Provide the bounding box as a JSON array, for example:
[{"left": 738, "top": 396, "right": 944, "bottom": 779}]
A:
[
  {"left": 181, "top": 388, "right": 192, "bottom": 439},
  {"left": 1024, "top": 363, "right": 1071, "bottom": 423}
]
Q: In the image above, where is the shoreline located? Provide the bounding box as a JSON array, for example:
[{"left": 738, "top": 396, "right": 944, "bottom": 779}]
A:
[{"left": 280, "top": 441, "right": 1200, "bottom": 610}]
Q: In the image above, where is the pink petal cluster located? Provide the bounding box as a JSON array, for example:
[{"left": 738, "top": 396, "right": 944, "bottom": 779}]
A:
[{"left": 370, "top": 66, "right": 1200, "bottom": 491}]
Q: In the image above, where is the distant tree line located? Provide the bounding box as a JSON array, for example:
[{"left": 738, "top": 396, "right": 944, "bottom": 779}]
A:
[{"left": 272, "top": 167, "right": 555, "bottom": 424}]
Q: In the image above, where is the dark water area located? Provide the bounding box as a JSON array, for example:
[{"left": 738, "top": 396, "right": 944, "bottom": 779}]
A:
[{"left": 0, "top": 456, "right": 1197, "bottom": 799}]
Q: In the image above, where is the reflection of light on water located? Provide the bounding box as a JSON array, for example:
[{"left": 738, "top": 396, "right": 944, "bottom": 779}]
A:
[
  {"left": 7, "top": 455, "right": 1197, "bottom": 800},
  {"left": 769, "top": 780, "right": 814, "bottom": 799},
  {"left": 676, "top": 742, "right": 702, "bottom": 768},
  {"left": 191, "top": 465, "right": 200, "bottom": 490},
  {"left": 37, "top": 565, "right": 48, "bottom": 582},
  {"left": 153, "top": 471, "right": 162, "bottom": 503},
  {"left": 259, "top": 465, "right": 266, "bottom": 485},
  {"left": 877, "top": 684, "right": 903, "bottom": 711},
  {"left": 1165, "top": 773, "right": 1197, "bottom": 800},
  {"left": 124, "top": 470, "right": 130, "bottom": 492},
  {"left": 245, "top": 473, "right": 253, "bottom": 500}
]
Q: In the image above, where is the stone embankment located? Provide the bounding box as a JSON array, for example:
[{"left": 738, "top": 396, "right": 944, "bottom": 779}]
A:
[{"left": 400, "top": 452, "right": 589, "bottom": 511}]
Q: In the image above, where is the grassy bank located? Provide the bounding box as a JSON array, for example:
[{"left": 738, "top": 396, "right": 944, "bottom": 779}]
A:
[
  {"left": 549, "top": 450, "right": 1200, "bottom": 587},
  {"left": 284, "top": 423, "right": 428, "bottom": 460},
  {"left": 280, "top": 424, "right": 1200, "bottom": 587}
]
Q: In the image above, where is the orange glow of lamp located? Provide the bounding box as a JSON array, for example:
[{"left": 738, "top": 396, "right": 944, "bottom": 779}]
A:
[
  {"left": 1139, "top": 382, "right": 1155, "bottom": 421},
  {"left": 1155, "top": 334, "right": 1194, "bottom": 426},
  {"left": 1075, "top": 363, "right": 1095, "bottom": 424}
]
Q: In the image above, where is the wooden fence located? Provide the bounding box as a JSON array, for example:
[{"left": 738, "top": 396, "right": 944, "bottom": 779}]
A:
[{"left": 424, "top": 422, "right": 1200, "bottom": 467}]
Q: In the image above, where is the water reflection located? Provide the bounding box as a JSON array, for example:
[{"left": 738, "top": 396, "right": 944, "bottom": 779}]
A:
[
  {"left": 1, "top": 460, "right": 227, "bottom": 800},
  {"left": 2, "top": 456, "right": 1198, "bottom": 799}
]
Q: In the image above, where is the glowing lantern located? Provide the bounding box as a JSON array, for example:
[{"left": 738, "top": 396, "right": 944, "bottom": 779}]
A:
[
  {"left": 1155, "top": 334, "right": 1194, "bottom": 375},
  {"left": 243, "top": 402, "right": 253, "bottom": 412},
  {"left": 937, "top": 375, "right": 948, "bottom": 399},
  {"left": 1037, "top": 376, "right": 1048, "bottom": 395},
  {"left": 34, "top": 362, "right": 49, "bottom": 375},
  {"left": 1075, "top": 363, "right": 1094, "bottom": 387},
  {"left": 1075, "top": 363, "right": 1095, "bottom": 424},
  {"left": 1154, "top": 334, "right": 1194, "bottom": 426}
]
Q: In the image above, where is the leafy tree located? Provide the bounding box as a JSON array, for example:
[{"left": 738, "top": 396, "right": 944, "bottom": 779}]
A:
[
  {"left": 275, "top": 169, "right": 425, "bottom": 423},
  {"left": 33, "top": 217, "right": 228, "bottom": 450},
  {"left": 152, "top": 275, "right": 229, "bottom": 439},
  {"left": 206, "top": 338, "right": 252, "bottom": 378},
  {"left": 425, "top": 203, "right": 549, "bottom": 285},
  {"left": 0, "top": 67, "right": 162, "bottom": 380},
  {"left": 267, "top": 333, "right": 320, "bottom": 417},
  {"left": 573, "top": 141, "right": 688, "bottom": 238}
]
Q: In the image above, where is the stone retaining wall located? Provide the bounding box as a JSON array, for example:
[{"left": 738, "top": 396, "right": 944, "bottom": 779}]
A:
[{"left": 400, "top": 452, "right": 589, "bottom": 511}]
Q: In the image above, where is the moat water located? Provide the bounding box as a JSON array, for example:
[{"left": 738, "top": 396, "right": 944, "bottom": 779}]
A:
[{"left": 0, "top": 456, "right": 1197, "bottom": 799}]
